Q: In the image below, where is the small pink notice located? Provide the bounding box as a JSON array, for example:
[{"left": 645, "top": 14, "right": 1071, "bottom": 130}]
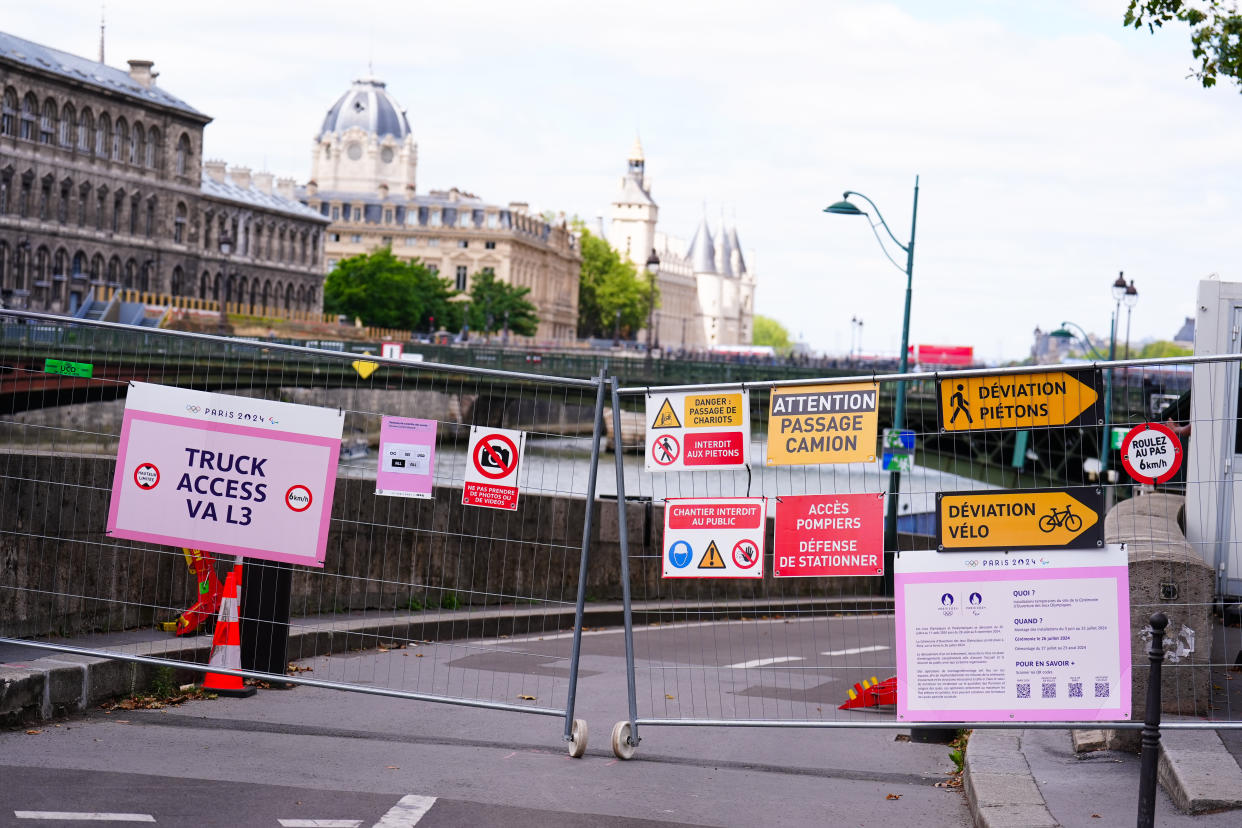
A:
[{"left": 376, "top": 416, "right": 437, "bottom": 499}]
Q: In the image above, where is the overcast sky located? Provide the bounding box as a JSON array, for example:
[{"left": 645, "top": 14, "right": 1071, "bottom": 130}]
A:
[{"left": 7, "top": 1, "right": 1239, "bottom": 362}]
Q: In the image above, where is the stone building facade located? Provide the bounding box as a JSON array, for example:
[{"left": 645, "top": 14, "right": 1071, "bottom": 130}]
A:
[
  {"left": 302, "top": 77, "right": 581, "bottom": 342},
  {"left": 606, "top": 139, "right": 756, "bottom": 350},
  {"left": 0, "top": 30, "right": 327, "bottom": 315}
]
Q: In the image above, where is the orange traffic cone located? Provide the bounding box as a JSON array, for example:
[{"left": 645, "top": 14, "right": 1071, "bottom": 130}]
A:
[{"left": 201, "top": 567, "right": 256, "bottom": 698}]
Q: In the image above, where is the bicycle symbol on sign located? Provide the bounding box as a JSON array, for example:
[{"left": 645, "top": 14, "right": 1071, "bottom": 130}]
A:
[{"left": 1038, "top": 505, "right": 1082, "bottom": 534}]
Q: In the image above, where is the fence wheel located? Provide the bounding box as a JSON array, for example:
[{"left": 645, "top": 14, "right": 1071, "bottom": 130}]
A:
[
  {"left": 610, "top": 720, "right": 637, "bottom": 760},
  {"left": 568, "top": 718, "right": 588, "bottom": 758}
]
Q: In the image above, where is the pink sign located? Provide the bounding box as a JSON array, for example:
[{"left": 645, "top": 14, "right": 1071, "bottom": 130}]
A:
[
  {"left": 107, "top": 383, "right": 344, "bottom": 568},
  {"left": 895, "top": 547, "right": 1131, "bottom": 722},
  {"left": 376, "top": 416, "right": 437, "bottom": 499}
]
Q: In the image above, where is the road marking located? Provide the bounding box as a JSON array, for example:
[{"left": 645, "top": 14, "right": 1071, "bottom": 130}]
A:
[
  {"left": 468, "top": 614, "right": 843, "bottom": 646},
  {"left": 15, "top": 814, "right": 155, "bottom": 822},
  {"left": 279, "top": 821, "right": 362, "bottom": 827},
  {"left": 724, "top": 656, "right": 804, "bottom": 669},
  {"left": 372, "top": 795, "right": 436, "bottom": 828},
  {"left": 822, "top": 645, "right": 890, "bottom": 657}
]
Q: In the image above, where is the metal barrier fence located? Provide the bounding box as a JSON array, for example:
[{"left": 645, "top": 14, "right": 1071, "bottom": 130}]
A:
[
  {"left": 607, "top": 353, "right": 1237, "bottom": 758},
  {"left": 0, "top": 309, "right": 606, "bottom": 754}
]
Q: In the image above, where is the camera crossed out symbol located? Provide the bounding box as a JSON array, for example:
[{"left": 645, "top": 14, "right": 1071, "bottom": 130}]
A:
[{"left": 473, "top": 434, "right": 519, "bottom": 480}]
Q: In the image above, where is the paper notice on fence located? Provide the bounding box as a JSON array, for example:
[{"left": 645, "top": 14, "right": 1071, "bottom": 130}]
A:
[{"left": 895, "top": 546, "right": 1131, "bottom": 722}]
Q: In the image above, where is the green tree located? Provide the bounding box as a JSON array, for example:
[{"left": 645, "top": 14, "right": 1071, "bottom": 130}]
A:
[
  {"left": 466, "top": 269, "right": 539, "bottom": 337},
  {"left": 1125, "top": 1, "right": 1242, "bottom": 91},
  {"left": 752, "top": 314, "right": 793, "bottom": 354},
  {"left": 576, "top": 228, "right": 657, "bottom": 340},
  {"left": 1137, "top": 340, "right": 1193, "bottom": 357},
  {"left": 323, "top": 248, "right": 458, "bottom": 331}
]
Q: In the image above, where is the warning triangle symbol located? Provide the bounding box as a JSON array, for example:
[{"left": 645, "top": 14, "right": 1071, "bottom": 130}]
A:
[
  {"left": 698, "top": 540, "right": 726, "bottom": 569},
  {"left": 651, "top": 398, "right": 682, "bottom": 429}
]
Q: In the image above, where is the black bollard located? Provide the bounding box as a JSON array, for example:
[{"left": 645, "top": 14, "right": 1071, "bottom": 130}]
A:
[{"left": 1136, "top": 611, "right": 1168, "bottom": 828}]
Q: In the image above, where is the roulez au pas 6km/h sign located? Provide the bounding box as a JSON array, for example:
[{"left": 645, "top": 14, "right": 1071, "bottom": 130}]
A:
[
  {"left": 936, "top": 486, "right": 1104, "bottom": 552},
  {"left": 937, "top": 369, "right": 1102, "bottom": 432},
  {"left": 1120, "top": 422, "right": 1183, "bottom": 485}
]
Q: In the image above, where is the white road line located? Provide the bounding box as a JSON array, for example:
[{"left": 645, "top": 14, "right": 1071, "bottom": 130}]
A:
[
  {"left": 724, "top": 656, "right": 804, "bottom": 669},
  {"left": 372, "top": 795, "right": 437, "bottom": 828},
  {"left": 15, "top": 813, "right": 155, "bottom": 822},
  {"left": 279, "top": 821, "right": 362, "bottom": 827},
  {"left": 822, "top": 645, "right": 890, "bottom": 657},
  {"left": 469, "top": 614, "right": 834, "bottom": 646}
]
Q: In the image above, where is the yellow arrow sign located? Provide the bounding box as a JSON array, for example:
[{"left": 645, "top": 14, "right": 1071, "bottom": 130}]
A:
[
  {"left": 938, "top": 370, "right": 1101, "bottom": 431},
  {"left": 937, "top": 487, "right": 1103, "bottom": 551}
]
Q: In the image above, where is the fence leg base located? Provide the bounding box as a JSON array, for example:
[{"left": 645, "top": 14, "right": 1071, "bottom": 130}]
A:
[{"left": 909, "top": 727, "right": 957, "bottom": 744}]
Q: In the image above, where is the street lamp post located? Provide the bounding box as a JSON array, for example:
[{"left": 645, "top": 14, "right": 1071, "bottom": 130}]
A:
[
  {"left": 825, "top": 176, "right": 920, "bottom": 559},
  {"left": 218, "top": 232, "right": 234, "bottom": 335},
  {"left": 613, "top": 309, "right": 622, "bottom": 348},
  {"left": 645, "top": 249, "right": 660, "bottom": 363},
  {"left": 1123, "top": 279, "right": 1139, "bottom": 360},
  {"left": 1050, "top": 316, "right": 1113, "bottom": 487}
]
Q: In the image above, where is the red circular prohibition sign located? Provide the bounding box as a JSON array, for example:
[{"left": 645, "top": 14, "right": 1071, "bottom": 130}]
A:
[
  {"left": 1120, "top": 421, "right": 1183, "bottom": 485},
  {"left": 473, "top": 434, "right": 519, "bottom": 480},
  {"left": 134, "top": 462, "right": 160, "bottom": 490},
  {"left": 732, "top": 539, "right": 759, "bottom": 569},
  {"left": 651, "top": 434, "right": 681, "bottom": 466}
]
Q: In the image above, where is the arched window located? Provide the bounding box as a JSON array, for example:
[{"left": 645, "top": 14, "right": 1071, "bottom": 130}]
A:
[
  {"left": 249, "top": 278, "right": 258, "bottom": 310},
  {"left": 76, "top": 182, "right": 89, "bottom": 226},
  {"left": 52, "top": 248, "right": 67, "bottom": 305},
  {"left": 146, "top": 127, "right": 159, "bottom": 169},
  {"left": 59, "top": 103, "right": 74, "bottom": 147},
  {"left": 113, "top": 117, "right": 127, "bottom": 161},
  {"left": 295, "top": 284, "right": 305, "bottom": 309},
  {"left": 58, "top": 178, "right": 71, "bottom": 223},
  {"left": 20, "top": 93, "right": 37, "bottom": 140},
  {"left": 72, "top": 251, "right": 86, "bottom": 279},
  {"left": 175, "top": 133, "right": 191, "bottom": 176},
  {"left": 145, "top": 197, "right": 156, "bottom": 237},
  {"left": 237, "top": 276, "right": 249, "bottom": 312},
  {"left": 124, "top": 259, "right": 137, "bottom": 289},
  {"left": 0, "top": 88, "right": 16, "bottom": 136},
  {"left": 112, "top": 189, "right": 124, "bottom": 233},
  {"left": 77, "top": 107, "right": 92, "bottom": 152},
  {"left": 174, "top": 202, "right": 187, "bottom": 243},
  {"left": 307, "top": 285, "right": 317, "bottom": 307},
  {"left": 199, "top": 271, "right": 209, "bottom": 299},
  {"left": 107, "top": 256, "right": 121, "bottom": 285},
  {"left": 171, "top": 265, "right": 184, "bottom": 296},
  {"left": 39, "top": 98, "right": 56, "bottom": 145},
  {"left": 212, "top": 272, "right": 221, "bottom": 302},
  {"left": 129, "top": 193, "right": 140, "bottom": 235},
  {"left": 252, "top": 224, "right": 262, "bottom": 259},
  {"left": 90, "top": 254, "right": 104, "bottom": 283},
  {"left": 284, "top": 282, "right": 294, "bottom": 310},
  {"left": 96, "top": 113, "right": 110, "bottom": 157},
  {"left": 139, "top": 260, "right": 151, "bottom": 292},
  {"left": 262, "top": 279, "right": 272, "bottom": 309},
  {"left": 311, "top": 231, "right": 319, "bottom": 265},
  {"left": 133, "top": 123, "right": 144, "bottom": 167}
]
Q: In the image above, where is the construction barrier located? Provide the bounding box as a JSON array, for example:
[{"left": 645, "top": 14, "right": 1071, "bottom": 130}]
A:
[{"left": 0, "top": 309, "right": 605, "bottom": 754}]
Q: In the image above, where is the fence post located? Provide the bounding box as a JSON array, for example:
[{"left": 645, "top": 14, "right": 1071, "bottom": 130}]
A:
[
  {"left": 611, "top": 378, "right": 640, "bottom": 753},
  {"left": 562, "top": 369, "right": 607, "bottom": 755},
  {"left": 1137, "top": 611, "right": 1168, "bottom": 828}
]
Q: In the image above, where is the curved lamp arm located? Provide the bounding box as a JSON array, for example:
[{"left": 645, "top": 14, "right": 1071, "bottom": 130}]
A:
[
  {"left": 842, "top": 190, "right": 910, "bottom": 254},
  {"left": 1053, "top": 320, "right": 1107, "bottom": 360}
]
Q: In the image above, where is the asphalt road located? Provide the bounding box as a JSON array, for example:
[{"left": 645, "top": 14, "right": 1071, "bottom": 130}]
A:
[{"left": 0, "top": 617, "right": 968, "bottom": 827}]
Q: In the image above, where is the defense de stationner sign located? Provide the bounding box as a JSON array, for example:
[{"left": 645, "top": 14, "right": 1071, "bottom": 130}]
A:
[
  {"left": 936, "top": 486, "right": 1103, "bottom": 552},
  {"left": 937, "top": 369, "right": 1102, "bottom": 432},
  {"left": 766, "top": 383, "right": 878, "bottom": 465}
]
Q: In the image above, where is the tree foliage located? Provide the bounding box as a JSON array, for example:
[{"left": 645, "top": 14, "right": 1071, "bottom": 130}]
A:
[
  {"left": 466, "top": 269, "right": 539, "bottom": 337},
  {"left": 1137, "top": 339, "right": 1193, "bottom": 357},
  {"left": 323, "top": 248, "right": 458, "bottom": 331},
  {"left": 752, "top": 314, "right": 793, "bottom": 353},
  {"left": 1125, "top": 1, "right": 1242, "bottom": 90},
  {"left": 576, "top": 228, "right": 658, "bottom": 340}
]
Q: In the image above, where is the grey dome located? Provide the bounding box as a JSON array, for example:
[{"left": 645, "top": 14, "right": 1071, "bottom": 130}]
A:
[{"left": 319, "top": 77, "right": 411, "bottom": 140}]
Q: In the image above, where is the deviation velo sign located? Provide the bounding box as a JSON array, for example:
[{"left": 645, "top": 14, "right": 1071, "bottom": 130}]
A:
[
  {"left": 107, "top": 382, "right": 344, "bottom": 567},
  {"left": 463, "top": 426, "right": 525, "bottom": 510}
]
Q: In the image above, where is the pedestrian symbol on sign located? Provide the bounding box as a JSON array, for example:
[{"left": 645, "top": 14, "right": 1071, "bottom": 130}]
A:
[{"left": 652, "top": 434, "right": 681, "bottom": 466}]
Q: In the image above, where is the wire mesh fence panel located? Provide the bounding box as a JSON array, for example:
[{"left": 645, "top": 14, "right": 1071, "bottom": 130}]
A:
[
  {"left": 607, "top": 353, "right": 1242, "bottom": 756},
  {"left": 0, "top": 311, "right": 604, "bottom": 745}
]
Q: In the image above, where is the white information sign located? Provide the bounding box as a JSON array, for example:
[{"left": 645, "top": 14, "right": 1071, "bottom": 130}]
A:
[
  {"left": 896, "top": 546, "right": 1131, "bottom": 722},
  {"left": 462, "top": 426, "right": 525, "bottom": 510},
  {"left": 645, "top": 390, "right": 750, "bottom": 472},
  {"left": 662, "top": 497, "right": 766, "bottom": 579}
]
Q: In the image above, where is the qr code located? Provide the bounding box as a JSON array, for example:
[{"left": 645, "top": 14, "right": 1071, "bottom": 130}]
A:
[
  {"left": 1095, "top": 682, "right": 1110, "bottom": 698},
  {"left": 1042, "top": 683, "right": 1057, "bottom": 699},
  {"left": 1069, "top": 682, "right": 1083, "bottom": 698},
  {"left": 1017, "top": 683, "right": 1031, "bottom": 699}
]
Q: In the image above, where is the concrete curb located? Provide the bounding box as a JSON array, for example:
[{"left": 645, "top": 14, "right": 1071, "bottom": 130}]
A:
[
  {"left": 963, "top": 729, "right": 1059, "bottom": 828},
  {"left": 1158, "top": 727, "right": 1242, "bottom": 813},
  {"left": 2, "top": 595, "right": 890, "bottom": 725}
]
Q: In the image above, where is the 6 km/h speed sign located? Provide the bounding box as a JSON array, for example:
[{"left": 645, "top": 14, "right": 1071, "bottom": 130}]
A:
[
  {"left": 463, "top": 426, "right": 525, "bottom": 510},
  {"left": 1120, "top": 422, "right": 1183, "bottom": 485}
]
